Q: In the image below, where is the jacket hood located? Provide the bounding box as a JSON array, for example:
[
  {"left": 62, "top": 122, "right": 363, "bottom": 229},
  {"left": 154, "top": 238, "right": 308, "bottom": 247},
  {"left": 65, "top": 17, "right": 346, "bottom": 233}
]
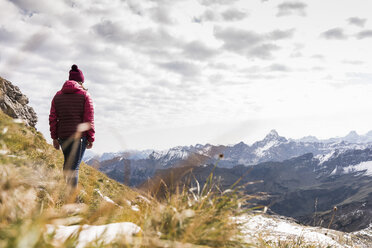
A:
[{"left": 61, "top": 80, "right": 83, "bottom": 94}]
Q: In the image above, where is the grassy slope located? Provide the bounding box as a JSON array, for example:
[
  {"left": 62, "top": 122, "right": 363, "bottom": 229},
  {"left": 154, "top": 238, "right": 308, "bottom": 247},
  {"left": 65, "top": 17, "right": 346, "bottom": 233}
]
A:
[
  {"left": 0, "top": 109, "right": 139, "bottom": 203},
  {"left": 0, "top": 110, "right": 147, "bottom": 244},
  {"left": 0, "top": 110, "right": 249, "bottom": 247}
]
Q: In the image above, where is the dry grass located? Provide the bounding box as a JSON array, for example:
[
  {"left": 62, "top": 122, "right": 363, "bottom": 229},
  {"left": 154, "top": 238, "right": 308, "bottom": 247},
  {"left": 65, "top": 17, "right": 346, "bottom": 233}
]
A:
[
  {"left": 0, "top": 110, "right": 248, "bottom": 247},
  {"left": 141, "top": 174, "right": 250, "bottom": 247}
]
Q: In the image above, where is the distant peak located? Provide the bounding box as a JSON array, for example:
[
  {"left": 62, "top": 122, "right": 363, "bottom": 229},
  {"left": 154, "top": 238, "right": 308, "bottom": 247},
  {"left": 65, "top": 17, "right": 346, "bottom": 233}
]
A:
[
  {"left": 298, "top": 135, "right": 319, "bottom": 143},
  {"left": 263, "top": 129, "right": 287, "bottom": 142},
  {"left": 234, "top": 141, "right": 247, "bottom": 148},
  {"left": 346, "top": 131, "right": 359, "bottom": 137},
  {"left": 269, "top": 129, "right": 279, "bottom": 136},
  {"left": 366, "top": 130, "right": 372, "bottom": 137},
  {"left": 264, "top": 129, "right": 279, "bottom": 139}
]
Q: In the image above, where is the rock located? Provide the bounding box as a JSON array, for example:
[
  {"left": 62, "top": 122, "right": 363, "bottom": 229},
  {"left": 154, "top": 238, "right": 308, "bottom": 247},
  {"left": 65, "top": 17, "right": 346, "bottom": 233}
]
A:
[{"left": 0, "top": 77, "right": 37, "bottom": 127}]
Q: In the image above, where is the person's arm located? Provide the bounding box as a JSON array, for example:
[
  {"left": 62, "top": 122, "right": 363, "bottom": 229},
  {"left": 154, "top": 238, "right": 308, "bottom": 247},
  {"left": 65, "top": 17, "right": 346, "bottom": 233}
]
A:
[
  {"left": 49, "top": 97, "right": 59, "bottom": 150},
  {"left": 83, "top": 92, "right": 95, "bottom": 148}
]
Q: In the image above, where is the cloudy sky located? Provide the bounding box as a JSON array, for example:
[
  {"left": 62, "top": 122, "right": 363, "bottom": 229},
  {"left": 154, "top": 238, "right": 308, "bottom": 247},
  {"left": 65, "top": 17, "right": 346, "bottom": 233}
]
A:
[{"left": 1, "top": 0, "right": 372, "bottom": 153}]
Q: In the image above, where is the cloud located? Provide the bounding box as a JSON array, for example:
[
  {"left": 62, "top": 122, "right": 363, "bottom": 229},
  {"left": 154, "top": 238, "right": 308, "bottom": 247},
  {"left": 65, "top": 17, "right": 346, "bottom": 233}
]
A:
[
  {"left": 92, "top": 20, "right": 130, "bottom": 43},
  {"left": 198, "top": 9, "right": 218, "bottom": 22},
  {"left": 356, "top": 30, "right": 372, "bottom": 39},
  {"left": 126, "top": 0, "right": 144, "bottom": 16},
  {"left": 221, "top": 8, "right": 248, "bottom": 21},
  {"left": 277, "top": 1, "right": 307, "bottom": 17},
  {"left": 157, "top": 61, "right": 201, "bottom": 77},
  {"left": 268, "top": 29, "right": 295, "bottom": 40},
  {"left": 198, "top": 0, "right": 239, "bottom": 6},
  {"left": 347, "top": 17, "right": 367, "bottom": 27},
  {"left": 1, "top": 31, "right": 50, "bottom": 77},
  {"left": 9, "top": 0, "right": 67, "bottom": 15},
  {"left": 346, "top": 73, "right": 372, "bottom": 85},
  {"left": 214, "top": 27, "right": 264, "bottom": 52},
  {"left": 195, "top": 8, "right": 247, "bottom": 23},
  {"left": 311, "top": 54, "right": 325, "bottom": 60},
  {"left": 321, "top": 28, "right": 348, "bottom": 40},
  {"left": 182, "top": 41, "right": 220, "bottom": 60},
  {"left": 133, "top": 28, "right": 178, "bottom": 47},
  {"left": 312, "top": 66, "right": 325, "bottom": 71},
  {"left": 150, "top": 6, "right": 174, "bottom": 24},
  {"left": 267, "top": 63, "right": 291, "bottom": 72},
  {"left": 342, "top": 60, "right": 365, "bottom": 65},
  {"left": 0, "top": 26, "right": 17, "bottom": 44},
  {"left": 92, "top": 20, "right": 179, "bottom": 52},
  {"left": 214, "top": 27, "right": 293, "bottom": 59},
  {"left": 248, "top": 44, "right": 280, "bottom": 60}
]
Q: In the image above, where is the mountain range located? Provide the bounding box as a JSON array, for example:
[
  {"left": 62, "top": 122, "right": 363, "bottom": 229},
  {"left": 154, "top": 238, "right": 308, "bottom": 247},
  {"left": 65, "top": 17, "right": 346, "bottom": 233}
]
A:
[
  {"left": 85, "top": 129, "right": 372, "bottom": 166},
  {"left": 85, "top": 129, "right": 372, "bottom": 234},
  {"left": 185, "top": 149, "right": 372, "bottom": 232},
  {"left": 85, "top": 129, "right": 372, "bottom": 185}
]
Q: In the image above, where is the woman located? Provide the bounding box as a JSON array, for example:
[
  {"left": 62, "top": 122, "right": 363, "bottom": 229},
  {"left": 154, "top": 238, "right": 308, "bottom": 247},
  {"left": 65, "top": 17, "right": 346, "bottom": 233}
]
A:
[{"left": 49, "top": 64, "right": 95, "bottom": 188}]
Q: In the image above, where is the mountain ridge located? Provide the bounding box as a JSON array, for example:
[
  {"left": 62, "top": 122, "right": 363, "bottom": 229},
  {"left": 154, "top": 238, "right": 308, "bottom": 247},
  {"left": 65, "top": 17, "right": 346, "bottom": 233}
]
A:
[{"left": 87, "top": 128, "right": 372, "bottom": 164}]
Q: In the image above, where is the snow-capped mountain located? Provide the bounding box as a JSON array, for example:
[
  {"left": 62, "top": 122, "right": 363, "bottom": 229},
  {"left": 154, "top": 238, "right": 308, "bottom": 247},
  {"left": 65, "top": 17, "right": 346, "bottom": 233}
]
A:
[
  {"left": 84, "top": 149, "right": 154, "bottom": 162},
  {"left": 217, "top": 129, "right": 372, "bottom": 167},
  {"left": 86, "top": 129, "right": 372, "bottom": 187},
  {"left": 86, "top": 129, "right": 372, "bottom": 168},
  {"left": 149, "top": 146, "right": 193, "bottom": 167},
  {"left": 296, "top": 130, "right": 372, "bottom": 144},
  {"left": 85, "top": 130, "right": 372, "bottom": 233},
  {"left": 184, "top": 148, "right": 372, "bottom": 233},
  {"left": 239, "top": 214, "right": 372, "bottom": 247}
]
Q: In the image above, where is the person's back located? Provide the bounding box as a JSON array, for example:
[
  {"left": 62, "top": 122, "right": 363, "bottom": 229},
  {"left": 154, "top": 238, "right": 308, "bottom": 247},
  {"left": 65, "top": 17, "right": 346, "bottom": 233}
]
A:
[
  {"left": 49, "top": 64, "right": 95, "bottom": 189},
  {"left": 51, "top": 80, "right": 93, "bottom": 140}
]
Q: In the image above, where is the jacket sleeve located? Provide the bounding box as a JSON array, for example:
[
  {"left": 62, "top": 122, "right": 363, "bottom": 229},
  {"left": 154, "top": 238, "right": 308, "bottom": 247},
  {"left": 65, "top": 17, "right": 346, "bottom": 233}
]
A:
[
  {"left": 49, "top": 97, "right": 58, "bottom": 140},
  {"left": 84, "top": 92, "right": 95, "bottom": 142}
]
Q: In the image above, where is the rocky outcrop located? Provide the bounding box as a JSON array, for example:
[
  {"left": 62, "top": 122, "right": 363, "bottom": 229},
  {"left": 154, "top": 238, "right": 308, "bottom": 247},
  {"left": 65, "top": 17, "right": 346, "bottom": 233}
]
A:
[{"left": 0, "top": 77, "right": 37, "bottom": 127}]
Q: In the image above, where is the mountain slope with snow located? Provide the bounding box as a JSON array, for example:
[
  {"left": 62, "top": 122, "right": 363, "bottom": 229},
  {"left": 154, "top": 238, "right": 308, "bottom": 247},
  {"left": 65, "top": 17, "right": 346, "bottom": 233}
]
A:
[
  {"left": 86, "top": 130, "right": 372, "bottom": 187},
  {"left": 240, "top": 214, "right": 372, "bottom": 247}
]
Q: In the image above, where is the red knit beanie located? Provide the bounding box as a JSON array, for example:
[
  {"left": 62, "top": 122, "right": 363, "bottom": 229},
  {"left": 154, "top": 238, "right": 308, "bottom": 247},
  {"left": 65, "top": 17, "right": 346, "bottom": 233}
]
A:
[{"left": 69, "top": 64, "right": 84, "bottom": 83}]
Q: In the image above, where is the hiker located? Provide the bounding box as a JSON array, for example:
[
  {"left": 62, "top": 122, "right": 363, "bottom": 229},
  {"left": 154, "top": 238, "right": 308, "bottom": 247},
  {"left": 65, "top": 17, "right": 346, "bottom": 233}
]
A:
[{"left": 49, "top": 64, "right": 95, "bottom": 188}]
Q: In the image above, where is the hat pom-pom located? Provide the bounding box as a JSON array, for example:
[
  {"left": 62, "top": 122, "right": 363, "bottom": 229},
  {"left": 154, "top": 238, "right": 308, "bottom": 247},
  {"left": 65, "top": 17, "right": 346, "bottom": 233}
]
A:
[{"left": 71, "top": 64, "right": 78, "bottom": 71}]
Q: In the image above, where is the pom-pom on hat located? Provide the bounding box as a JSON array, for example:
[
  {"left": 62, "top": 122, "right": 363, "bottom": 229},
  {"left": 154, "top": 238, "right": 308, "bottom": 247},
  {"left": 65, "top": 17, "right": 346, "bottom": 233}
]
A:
[{"left": 69, "top": 64, "right": 84, "bottom": 83}]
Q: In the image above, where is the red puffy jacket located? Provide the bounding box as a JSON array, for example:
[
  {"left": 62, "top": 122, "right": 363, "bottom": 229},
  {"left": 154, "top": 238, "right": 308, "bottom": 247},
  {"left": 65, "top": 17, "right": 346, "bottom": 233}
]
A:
[{"left": 49, "top": 80, "right": 95, "bottom": 142}]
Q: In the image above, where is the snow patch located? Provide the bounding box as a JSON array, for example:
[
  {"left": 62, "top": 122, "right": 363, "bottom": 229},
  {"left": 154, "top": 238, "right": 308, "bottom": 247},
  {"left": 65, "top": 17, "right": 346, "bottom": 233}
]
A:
[
  {"left": 0, "top": 149, "right": 8, "bottom": 155},
  {"left": 353, "top": 223, "right": 372, "bottom": 238},
  {"left": 238, "top": 214, "right": 354, "bottom": 248},
  {"left": 94, "top": 189, "right": 117, "bottom": 205},
  {"left": 46, "top": 222, "right": 141, "bottom": 248},
  {"left": 330, "top": 166, "right": 337, "bottom": 176},
  {"left": 131, "top": 205, "right": 140, "bottom": 212},
  {"left": 340, "top": 161, "right": 372, "bottom": 176},
  {"left": 316, "top": 151, "right": 335, "bottom": 165},
  {"left": 124, "top": 199, "right": 140, "bottom": 212},
  {"left": 94, "top": 189, "right": 140, "bottom": 212},
  {"left": 254, "top": 140, "right": 278, "bottom": 157}
]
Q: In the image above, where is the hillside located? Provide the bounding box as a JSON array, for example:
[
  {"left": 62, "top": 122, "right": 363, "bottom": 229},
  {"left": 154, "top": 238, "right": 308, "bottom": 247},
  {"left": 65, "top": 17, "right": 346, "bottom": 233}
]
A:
[
  {"left": 0, "top": 109, "right": 148, "bottom": 244},
  {"left": 0, "top": 107, "right": 245, "bottom": 247}
]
